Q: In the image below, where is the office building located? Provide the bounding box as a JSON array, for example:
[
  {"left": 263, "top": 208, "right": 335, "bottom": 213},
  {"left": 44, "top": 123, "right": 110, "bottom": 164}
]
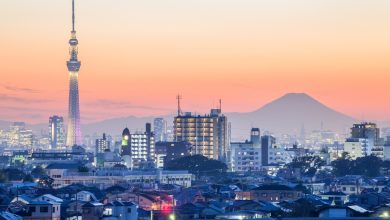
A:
[
  {"left": 49, "top": 116, "right": 66, "bottom": 149},
  {"left": 153, "top": 118, "right": 167, "bottom": 142},
  {"left": 174, "top": 108, "right": 228, "bottom": 161}
]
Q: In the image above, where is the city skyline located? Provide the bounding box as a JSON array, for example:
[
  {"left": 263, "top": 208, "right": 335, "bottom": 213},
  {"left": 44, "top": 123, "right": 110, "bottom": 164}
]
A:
[{"left": 1, "top": 0, "right": 390, "bottom": 124}]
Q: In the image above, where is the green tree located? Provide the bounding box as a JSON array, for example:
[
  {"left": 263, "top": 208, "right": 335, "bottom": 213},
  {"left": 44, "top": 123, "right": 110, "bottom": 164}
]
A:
[
  {"left": 23, "top": 174, "right": 34, "bottom": 182},
  {"left": 4, "top": 168, "right": 26, "bottom": 181},
  {"left": 331, "top": 155, "right": 383, "bottom": 177},
  {"left": 78, "top": 166, "right": 89, "bottom": 173},
  {"left": 0, "top": 170, "right": 8, "bottom": 183},
  {"left": 331, "top": 157, "right": 351, "bottom": 176},
  {"left": 31, "top": 165, "right": 47, "bottom": 177},
  {"left": 165, "top": 155, "right": 227, "bottom": 177},
  {"left": 286, "top": 156, "right": 325, "bottom": 176}
]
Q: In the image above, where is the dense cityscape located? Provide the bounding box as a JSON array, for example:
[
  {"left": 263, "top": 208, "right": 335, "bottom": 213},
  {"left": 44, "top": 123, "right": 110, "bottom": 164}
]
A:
[{"left": 1, "top": 0, "right": 390, "bottom": 220}]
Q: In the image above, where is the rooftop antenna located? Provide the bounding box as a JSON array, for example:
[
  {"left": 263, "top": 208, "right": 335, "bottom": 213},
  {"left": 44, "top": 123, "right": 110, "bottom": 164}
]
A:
[
  {"left": 71, "top": 0, "right": 75, "bottom": 32},
  {"left": 219, "top": 99, "right": 222, "bottom": 112},
  {"left": 177, "top": 94, "right": 182, "bottom": 116}
]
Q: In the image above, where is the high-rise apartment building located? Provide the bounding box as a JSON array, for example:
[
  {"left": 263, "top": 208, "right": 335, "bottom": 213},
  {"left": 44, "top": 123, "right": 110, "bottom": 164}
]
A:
[
  {"left": 49, "top": 116, "right": 66, "bottom": 149},
  {"left": 261, "top": 135, "right": 276, "bottom": 166},
  {"left": 96, "top": 133, "right": 111, "bottom": 154},
  {"left": 121, "top": 123, "right": 155, "bottom": 169},
  {"left": 344, "top": 122, "right": 384, "bottom": 159},
  {"left": 351, "top": 122, "right": 380, "bottom": 145},
  {"left": 174, "top": 109, "right": 228, "bottom": 161},
  {"left": 230, "top": 128, "right": 262, "bottom": 172},
  {"left": 153, "top": 118, "right": 167, "bottom": 142}
]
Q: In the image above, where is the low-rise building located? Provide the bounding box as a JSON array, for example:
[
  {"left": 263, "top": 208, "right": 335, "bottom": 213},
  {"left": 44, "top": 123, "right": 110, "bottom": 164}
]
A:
[
  {"left": 46, "top": 165, "right": 192, "bottom": 189},
  {"left": 249, "top": 184, "right": 303, "bottom": 202},
  {"left": 102, "top": 201, "right": 138, "bottom": 220}
]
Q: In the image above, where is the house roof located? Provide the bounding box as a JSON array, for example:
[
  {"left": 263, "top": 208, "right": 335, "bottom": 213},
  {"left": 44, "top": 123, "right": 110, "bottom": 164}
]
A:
[
  {"left": 82, "top": 202, "right": 103, "bottom": 208},
  {"left": 29, "top": 201, "right": 52, "bottom": 205},
  {"left": 0, "top": 211, "right": 22, "bottom": 220},
  {"left": 252, "top": 184, "right": 294, "bottom": 191},
  {"left": 348, "top": 205, "right": 371, "bottom": 213},
  {"left": 321, "top": 191, "right": 347, "bottom": 196},
  {"left": 36, "top": 194, "right": 63, "bottom": 203},
  {"left": 46, "top": 163, "right": 80, "bottom": 170}
]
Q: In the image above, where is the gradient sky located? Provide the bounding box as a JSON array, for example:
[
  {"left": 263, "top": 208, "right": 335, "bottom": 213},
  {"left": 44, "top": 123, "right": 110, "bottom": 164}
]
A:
[{"left": 1, "top": 0, "right": 390, "bottom": 124}]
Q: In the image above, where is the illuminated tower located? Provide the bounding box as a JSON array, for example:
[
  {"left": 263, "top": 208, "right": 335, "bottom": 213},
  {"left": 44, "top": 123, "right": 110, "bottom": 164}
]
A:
[{"left": 66, "top": 0, "right": 82, "bottom": 146}]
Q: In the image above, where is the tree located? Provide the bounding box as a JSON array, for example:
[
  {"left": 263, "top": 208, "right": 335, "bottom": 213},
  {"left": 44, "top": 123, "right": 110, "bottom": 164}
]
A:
[
  {"left": 31, "top": 166, "right": 47, "bottom": 177},
  {"left": 38, "top": 176, "right": 54, "bottom": 188},
  {"left": 0, "top": 170, "right": 8, "bottom": 183},
  {"left": 165, "top": 155, "right": 227, "bottom": 177},
  {"left": 113, "top": 164, "right": 127, "bottom": 169},
  {"left": 23, "top": 174, "right": 34, "bottom": 182},
  {"left": 331, "top": 157, "right": 351, "bottom": 177},
  {"left": 3, "top": 168, "right": 26, "bottom": 181},
  {"left": 286, "top": 156, "right": 325, "bottom": 177},
  {"left": 331, "top": 155, "right": 383, "bottom": 177},
  {"left": 354, "top": 155, "right": 382, "bottom": 177},
  {"left": 78, "top": 166, "right": 89, "bottom": 173}
]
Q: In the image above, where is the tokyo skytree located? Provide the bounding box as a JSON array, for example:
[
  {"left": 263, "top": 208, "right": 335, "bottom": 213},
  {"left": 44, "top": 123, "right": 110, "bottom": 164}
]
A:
[{"left": 66, "top": 0, "right": 82, "bottom": 146}]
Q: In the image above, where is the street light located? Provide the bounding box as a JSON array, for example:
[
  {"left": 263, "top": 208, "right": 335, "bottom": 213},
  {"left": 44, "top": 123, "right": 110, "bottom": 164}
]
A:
[{"left": 169, "top": 213, "right": 176, "bottom": 220}]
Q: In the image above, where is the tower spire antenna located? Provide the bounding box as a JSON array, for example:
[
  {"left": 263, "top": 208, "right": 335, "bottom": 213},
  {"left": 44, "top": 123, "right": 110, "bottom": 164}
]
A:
[
  {"left": 177, "top": 94, "right": 182, "bottom": 116},
  {"left": 72, "top": 0, "right": 75, "bottom": 32},
  {"left": 66, "top": 0, "right": 82, "bottom": 147}
]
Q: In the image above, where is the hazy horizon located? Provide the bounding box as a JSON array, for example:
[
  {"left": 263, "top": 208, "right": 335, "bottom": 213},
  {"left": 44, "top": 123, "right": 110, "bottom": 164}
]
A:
[{"left": 1, "top": 0, "right": 390, "bottom": 124}]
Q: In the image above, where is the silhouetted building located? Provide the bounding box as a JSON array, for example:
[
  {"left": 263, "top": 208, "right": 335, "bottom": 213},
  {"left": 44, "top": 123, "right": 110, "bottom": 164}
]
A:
[
  {"left": 49, "top": 116, "right": 65, "bottom": 149},
  {"left": 155, "top": 141, "right": 192, "bottom": 168},
  {"left": 261, "top": 135, "right": 276, "bottom": 166},
  {"left": 351, "top": 122, "right": 380, "bottom": 145}
]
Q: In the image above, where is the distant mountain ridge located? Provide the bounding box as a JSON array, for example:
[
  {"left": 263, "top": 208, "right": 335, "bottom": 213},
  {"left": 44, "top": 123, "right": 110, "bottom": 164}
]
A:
[
  {"left": 226, "top": 93, "right": 356, "bottom": 139},
  {"left": 2, "top": 93, "right": 385, "bottom": 140}
]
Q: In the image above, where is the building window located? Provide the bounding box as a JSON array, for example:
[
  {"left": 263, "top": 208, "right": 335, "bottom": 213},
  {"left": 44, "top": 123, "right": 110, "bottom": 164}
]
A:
[
  {"left": 128, "top": 208, "right": 132, "bottom": 213},
  {"left": 30, "top": 207, "right": 36, "bottom": 212},
  {"left": 40, "top": 206, "right": 49, "bottom": 213}
]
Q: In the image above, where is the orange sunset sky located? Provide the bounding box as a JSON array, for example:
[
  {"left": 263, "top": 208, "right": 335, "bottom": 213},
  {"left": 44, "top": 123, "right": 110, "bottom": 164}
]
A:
[{"left": 1, "top": 0, "right": 389, "bottom": 124}]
